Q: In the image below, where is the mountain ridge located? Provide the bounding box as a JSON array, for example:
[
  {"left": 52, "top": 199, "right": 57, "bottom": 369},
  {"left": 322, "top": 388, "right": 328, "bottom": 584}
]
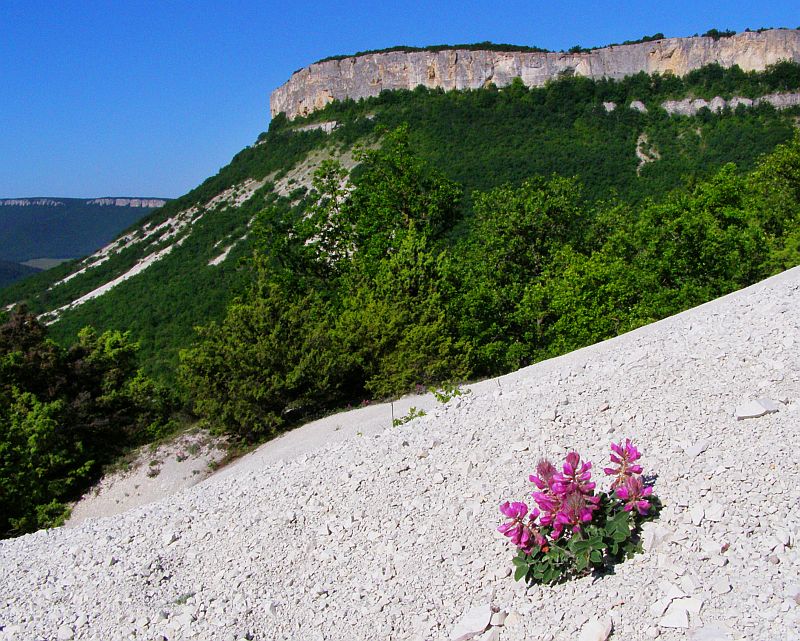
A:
[
  {"left": 271, "top": 28, "right": 800, "bottom": 119},
  {"left": 0, "top": 197, "right": 168, "bottom": 208}
]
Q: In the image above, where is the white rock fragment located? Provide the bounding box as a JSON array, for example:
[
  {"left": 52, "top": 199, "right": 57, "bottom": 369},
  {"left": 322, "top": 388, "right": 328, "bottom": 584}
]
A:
[
  {"left": 711, "top": 578, "right": 732, "bottom": 594},
  {"left": 690, "top": 505, "right": 705, "bottom": 526},
  {"left": 477, "top": 628, "right": 500, "bottom": 641},
  {"left": 734, "top": 398, "right": 780, "bottom": 420},
  {"left": 642, "top": 523, "right": 672, "bottom": 552},
  {"left": 685, "top": 440, "right": 708, "bottom": 457},
  {"left": 56, "top": 625, "right": 74, "bottom": 640},
  {"left": 680, "top": 596, "right": 704, "bottom": 614},
  {"left": 659, "top": 581, "right": 686, "bottom": 600},
  {"left": 577, "top": 616, "right": 613, "bottom": 641},
  {"left": 659, "top": 601, "right": 690, "bottom": 628},
  {"left": 688, "top": 625, "right": 734, "bottom": 640},
  {"left": 450, "top": 603, "right": 492, "bottom": 641},
  {"left": 704, "top": 503, "right": 725, "bottom": 522},
  {"left": 650, "top": 598, "right": 672, "bottom": 617},
  {"left": 540, "top": 407, "right": 558, "bottom": 421},
  {"left": 489, "top": 611, "right": 507, "bottom": 626}
]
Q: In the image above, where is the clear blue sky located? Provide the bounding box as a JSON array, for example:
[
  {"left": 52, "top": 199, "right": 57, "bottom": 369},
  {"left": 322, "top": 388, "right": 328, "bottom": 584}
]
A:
[{"left": 1, "top": 0, "right": 797, "bottom": 199}]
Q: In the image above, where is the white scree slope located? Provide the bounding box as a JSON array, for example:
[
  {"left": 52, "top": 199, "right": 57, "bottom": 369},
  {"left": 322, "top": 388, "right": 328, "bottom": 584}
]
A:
[{"left": 1, "top": 267, "right": 799, "bottom": 641}]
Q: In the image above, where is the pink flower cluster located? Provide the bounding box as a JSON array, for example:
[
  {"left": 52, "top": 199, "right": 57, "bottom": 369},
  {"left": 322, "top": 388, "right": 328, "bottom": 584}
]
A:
[{"left": 498, "top": 439, "right": 652, "bottom": 552}]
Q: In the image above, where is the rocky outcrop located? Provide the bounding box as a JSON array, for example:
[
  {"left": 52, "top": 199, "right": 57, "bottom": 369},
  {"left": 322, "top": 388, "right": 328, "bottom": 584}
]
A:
[
  {"left": 271, "top": 29, "right": 800, "bottom": 120},
  {"left": 0, "top": 198, "right": 166, "bottom": 208},
  {"left": 662, "top": 92, "right": 800, "bottom": 115},
  {"left": 0, "top": 198, "right": 64, "bottom": 206},
  {"left": 86, "top": 198, "right": 167, "bottom": 208}
]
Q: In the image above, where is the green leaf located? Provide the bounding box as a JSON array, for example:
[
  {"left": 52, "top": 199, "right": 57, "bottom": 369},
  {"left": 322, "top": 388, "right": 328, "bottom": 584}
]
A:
[{"left": 514, "top": 565, "right": 527, "bottom": 582}]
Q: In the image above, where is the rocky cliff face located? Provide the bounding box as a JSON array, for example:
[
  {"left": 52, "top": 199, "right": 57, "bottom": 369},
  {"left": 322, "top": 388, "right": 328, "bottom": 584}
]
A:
[
  {"left": 0, "top": 198, "right": 167, "bottom": 208},
  {"left": 86, "top": 198, "right": 167, "bottom": 208},
  {"left": 271, "top": 29, "right": 800, "bottom": 120}
]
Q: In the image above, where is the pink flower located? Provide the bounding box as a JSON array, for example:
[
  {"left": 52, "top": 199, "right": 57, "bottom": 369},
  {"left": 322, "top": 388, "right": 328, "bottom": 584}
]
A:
[
  {"left": 529, "top": 459, "right": 558, "bottom": 490},
  {"left": 604, "top": 439, "right": 643, "bottom": 489},
  {"left": 552, "top": 452, "right": 596, "bottom": 497},
  {"left": 552, "top": 490, "right": 598, "bottom": 538},
  {"left": 498, "top": 501, "right": 546, "bottom": 553},
  {"left": 615, "top": 475, "right": 653, "bottom": 515},
  {"left": 532, "top": 453, "right": 599, "bottom": 538}
]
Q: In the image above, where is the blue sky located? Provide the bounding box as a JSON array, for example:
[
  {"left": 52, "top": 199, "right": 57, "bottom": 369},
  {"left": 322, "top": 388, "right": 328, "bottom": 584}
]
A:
[{"left": 1, "top": 0, "right": 797, "bottom": 198}]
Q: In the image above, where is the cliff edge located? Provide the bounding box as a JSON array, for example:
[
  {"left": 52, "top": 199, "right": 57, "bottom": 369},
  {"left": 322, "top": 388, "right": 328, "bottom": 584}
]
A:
[{"left": 271, "top": 29, "right": 800, "bottom": 120}]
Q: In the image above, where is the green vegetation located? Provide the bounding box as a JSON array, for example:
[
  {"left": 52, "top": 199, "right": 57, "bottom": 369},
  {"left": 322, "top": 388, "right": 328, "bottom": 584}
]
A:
[
  {"left": 180, "top": 123, "right": 800, "bottom": 441},
  {"left": 0, "top": 308, "right": 177, "bottom": 537},
  {"left": 311, "top": 29, "right": 795, "bottom": 65},
  {"left": 314, "top": 42, "right": 550, "bottom": 65},
  {"left": 4, "top": 64, "right": 798, "bottom": 383},
  {"left": 2, "top": 63, "right": 800, "bottom": 502},
  {"left": 392, "top": 407, "right": 427, "bottom": 427}
]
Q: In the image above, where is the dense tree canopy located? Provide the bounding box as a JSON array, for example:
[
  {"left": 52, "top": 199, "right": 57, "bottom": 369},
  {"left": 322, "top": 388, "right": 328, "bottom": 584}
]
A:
[
  {"left": 0, "top": 309, "right": 176, "bottom": 536},
  {"left": 181, "top": 129, "right": 800, "bottom": 442}
]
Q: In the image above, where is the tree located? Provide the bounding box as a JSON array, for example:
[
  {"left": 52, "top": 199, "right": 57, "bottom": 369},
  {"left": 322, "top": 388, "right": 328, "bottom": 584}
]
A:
[{"left": 0, "top": 308, "right": 175, "bottom": 537}]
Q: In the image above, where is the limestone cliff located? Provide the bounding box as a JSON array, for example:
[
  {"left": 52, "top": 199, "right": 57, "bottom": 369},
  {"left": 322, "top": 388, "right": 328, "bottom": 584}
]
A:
[{"left": 271, "top": 29, "right": 800, "bottom": 120}]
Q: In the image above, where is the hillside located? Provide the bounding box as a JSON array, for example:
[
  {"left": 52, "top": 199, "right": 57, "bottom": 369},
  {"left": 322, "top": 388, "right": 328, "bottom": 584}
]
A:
[
  {"left": 1, "top": 265, "right": 797, "bottom": 640},
  {"left": 2, "top": 61, "right": 799, "bottom": 382},
  {"left": 0, "top": 197, "right": 167, "bottom": 287}
]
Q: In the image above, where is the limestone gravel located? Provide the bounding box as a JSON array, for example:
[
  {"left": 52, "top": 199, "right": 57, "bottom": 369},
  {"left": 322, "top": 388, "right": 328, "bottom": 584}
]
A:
[{"left": 1, "top": 267, "right": 800, "bottom": 641}]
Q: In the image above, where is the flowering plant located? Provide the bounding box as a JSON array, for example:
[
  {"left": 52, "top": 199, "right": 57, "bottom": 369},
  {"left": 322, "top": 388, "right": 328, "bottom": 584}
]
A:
[{"left": 498, "top": 439, "right": 660, "bottom": 584}]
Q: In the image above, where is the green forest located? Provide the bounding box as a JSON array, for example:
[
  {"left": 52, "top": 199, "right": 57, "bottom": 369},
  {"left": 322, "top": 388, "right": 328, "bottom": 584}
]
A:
[{"left": 2, "top": 62, "right": 800, "bottom": 536}]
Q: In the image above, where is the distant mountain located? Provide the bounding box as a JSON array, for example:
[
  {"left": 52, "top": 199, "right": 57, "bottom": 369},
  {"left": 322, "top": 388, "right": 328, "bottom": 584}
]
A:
[
  {"left": 0, "top": 197, "right": 168, "bottom": 286},
  {"left": 0, "top": 260, "right": 40, "bottom": 289}
]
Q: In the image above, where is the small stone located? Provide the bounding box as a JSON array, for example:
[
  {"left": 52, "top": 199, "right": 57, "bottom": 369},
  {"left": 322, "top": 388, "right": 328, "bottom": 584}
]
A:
[
  {"left": 489, "top": 611, "right": 507, "bottom": 626},
  {"left": 680, "top": 596, "right": 704, "bottom": 614},
  {"left": 679, "top": 575, "right": 697, "bottom": 594},
  {"left": 711, "top": 578, "right": 731, "bottom": 594},
  {"left": 645, "top": 626, "right": 661, "bottom": 638},
  {"left": 162, "top": 531, "right": 179, "bottom": 546},
  {"left": 734, "top": 398, "right": 779, "bottom": 420},
  {"left": 503, "top": 611, "right": 522, "bottom": 628},
  {"left": 650, "top": 598, "right": 672, "bottom": 617},
  {"left": 477, "top": 628, "right": 500, "bottom": 641},
  {"left": 659, "top": 602, "right": 690, "bottom": 628},
  {"left": 432, "top": 472, "right": 445, "bottom": 484},
  {"left": 659, "top": 581, "right": 685, "bottom": 600},
  {"left": 511, "top": 441, "right": 529, "bottom": 452},
  {"left": 690, "top": 505, "right": 705, "bottom": 526},
  {"left": 57, "top": 625, "right": 74, "bottom": 640},
  {"left": 173, "top": 612, "right": 194, "bottom": 627},
  {"left": 449, "top": 603, "right": 492, "bottom": 641},
  {"left": 685, "top": 440, "right": 709, "bottom": 457},
  {"left": 704, "top": 503, "right": 724, "bottom": 522},
  {"left": 642, "top": 523, "right": 671, "bottom": 552},
  {"left": 577, "top": 616, "right": 612, "bottom": 641},
  {"left": 491, "top": 567, "right": 511, "bottom": 580},
  {"left": 540, "top": 407, "right": 557, "bottom": 421},
  {"left": 687, "top": 625, "right": 734, "bottom": 640}
]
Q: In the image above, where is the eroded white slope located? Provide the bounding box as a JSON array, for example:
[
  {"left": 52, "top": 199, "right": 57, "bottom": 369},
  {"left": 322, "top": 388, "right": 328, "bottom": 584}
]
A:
[{"left": 1, "top": 267, "right": 798, "bottom": 641}]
